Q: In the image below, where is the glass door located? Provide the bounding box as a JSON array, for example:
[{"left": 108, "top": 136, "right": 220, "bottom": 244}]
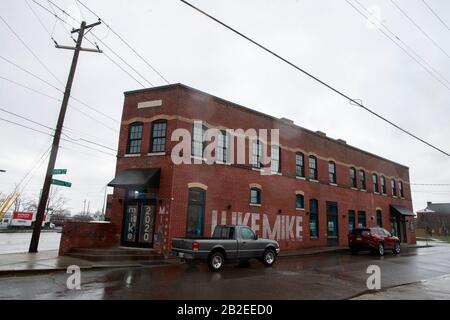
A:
[
  {"left": 122, "top": 200, "right": 156, "bottom": 248},
  {"left": 326, "top": 202, "right": 339, "bottom": 246}
]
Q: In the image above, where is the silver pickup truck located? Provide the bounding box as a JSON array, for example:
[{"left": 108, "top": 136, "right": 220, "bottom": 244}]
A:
[{"left": 171, "top": 225, "right": 280, "bottom": 271}]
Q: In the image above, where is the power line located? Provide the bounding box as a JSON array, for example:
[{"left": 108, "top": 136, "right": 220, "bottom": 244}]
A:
[
  {"left": 0, "top": 115, "right": 117, "bottom": 157},
  {"left": 44, "top": 0, "right": 150, "bottom": 88},
  {"left": 351, "top": 0, "right": 450, "bottom": 87},
  {"left": 0, "top": 53, "right": 120, "bottom": 125},
  {"left": 0, "top": 14, "right": 64, "bottom": 86},
  {"left": 0, "top": 116, "right": 54, "bottom": 137},
  {"left": 421, "top": 0, "right": 450, "bottom": 30},
  {"left": 25, "top": 0, "right": 58, "bottom": 46},
  {"left": 0, "top": 106, "right": 54, "bottom": 131},
  {"left": 0, "top": 74, "right": 118, "bottom": 132},
  {"left": 390, "top": 0, "right": 450, "bottom": 59},
  {"left": 0, "top": 106, "right": 117, "bottom": 152},
  {"left": 179, "top": 0, "right": 450, "bottom": 157},
  {"left": 76, "top": 0, "right": 170, "bottom": 84}
]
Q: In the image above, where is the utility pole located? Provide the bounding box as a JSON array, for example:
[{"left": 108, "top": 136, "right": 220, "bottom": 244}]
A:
[{"left": 29, "top": 20, "right": 102, "bottom": 253}]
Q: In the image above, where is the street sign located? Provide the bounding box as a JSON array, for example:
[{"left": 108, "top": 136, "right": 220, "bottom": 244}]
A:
[
  {"left": 51, "top": 179, "right": 72, "bottom": 188},
  {"left": 52, "top": 169, "right": 67, "bottom": 175}
]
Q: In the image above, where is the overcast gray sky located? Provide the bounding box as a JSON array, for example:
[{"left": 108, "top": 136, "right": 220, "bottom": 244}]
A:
[{"left": 0, "top": 0, "right": 449, "bottom": 214}]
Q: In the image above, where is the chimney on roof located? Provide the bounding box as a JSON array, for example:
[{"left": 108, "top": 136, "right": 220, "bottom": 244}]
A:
[
  {"left": 315, "top": 131, "right": 327, "bottom": 137},
  {"left": 280, "top": 117, "right": 294, "bottom": 125},
  {"left": 427, "top": 201, "right": 432, "bottom": 207},
  {"left": 337, "top": 139, "right": 347, "bottom": 144}
]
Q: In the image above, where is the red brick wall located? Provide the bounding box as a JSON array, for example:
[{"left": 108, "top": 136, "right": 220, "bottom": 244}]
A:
[
  {"left": 59, "top": 221, "right": 119, "bottom": 255},
  {"left": 107, "top": 84, "right": 415, "bottom": 256}
]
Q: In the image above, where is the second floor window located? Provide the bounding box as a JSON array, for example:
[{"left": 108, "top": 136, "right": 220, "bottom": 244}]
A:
[
  {"left": 391, "top": 179, "right": 397, "bottom": 197},
  {"left": 309, "top": 156, "right": 318, "bottom": 180},
  {"left": 150, "top": 120, "right": 167, "bottom": 153},
  {"left": 192, "top": 122, "right": 206, "bottom": 158},
  {"left": 252, "top": 139, "right": 263, "bottom": 169},
  {"left": 328, "top": 161, "right": 336, "bottom": 184},
  {"left": 126, "top": 122, "right": 143, "bottom": 154},
  {"left": 216, "top": 131, "right": 228, "bottom": 163},
  {"left": 271, "top": 145, "right": 280, "bottom": 173},
  {"left": 350, "top": 167, "right": 357, "bottom": 188},
  {"left": 381, "top": 176, "right": 387, "bottom": 194},
  {"left": 359, "top": 170, "right": 366, "bottom": 190},
  {"left": 372, "top": 173, "right": 379, "bottom": 193},
  {"left": 398, "top": 181, "right": 404, "bottom": 198},
  {"left": 296, "top": 152, "right": 305, "bottom": 177}
]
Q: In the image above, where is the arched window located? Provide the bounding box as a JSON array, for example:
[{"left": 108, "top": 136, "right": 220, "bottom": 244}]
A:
[
  {"left": 398, "top": 181, "right": 404, "bottom": 198},
  {"left": 295, "top": 152, "right": 305, "bottom": 177},
  {"left": 372, "top": 173, "right": 379, "bottom": 193},
  {"left": 359, "top": 170, "right": 366, "bottom": 190},
  {"left": 126, "top": 122, "right": 143, "bottom": 154},
  {"left": 250, "top": 187, "right": 261, "bottom": 205},
  {"left": 328, "top": 161, "right": 336, "bottom": 184},
  {"left": 296, "top": 194, "right": 304, "bottom": 209},
  {"left": 391, "top": 179, "right": 397, "bottom": 196},
  {"left": 381, "top": 176, "right": 387, "bottom": 194},
  {"left": 252, "top": 139, "right": 263, "bottom": 169},
  {"left": 150, "top": 120, "right": 167, "bottom": 153},
  {"left": 349, "top": 167, "right": 357, "bottom": 188},
  {"left": 271, "top": 145, "right": 281, "bottom": 173},
  {"left": 308, "top": 155, "right": 318, "bottom": 180}
]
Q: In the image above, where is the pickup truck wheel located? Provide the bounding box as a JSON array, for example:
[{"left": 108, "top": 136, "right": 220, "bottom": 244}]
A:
[
  {"left": 208, "top": 252, "right": 224, "bottom": 272},
  {"left": 263, "top": 249, "right": 276, "bottom": 267}
]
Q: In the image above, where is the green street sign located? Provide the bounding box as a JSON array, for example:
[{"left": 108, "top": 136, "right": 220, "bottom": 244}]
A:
[
  {"left": 52, "top": 169, "right": 67, "bottom": 175},
  {"left": 51, "top": 179, "right": 72, "bottom": 188}
]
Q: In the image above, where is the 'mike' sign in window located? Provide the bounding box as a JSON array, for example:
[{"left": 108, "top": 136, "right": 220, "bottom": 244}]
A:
[{"left": 137, "top": 100, "right": 163, "bottom": 109}]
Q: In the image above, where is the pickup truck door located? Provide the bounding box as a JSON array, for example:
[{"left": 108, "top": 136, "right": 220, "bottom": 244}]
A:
[{"left": 237, "top": 227, "right": 261, "bottom": 259}]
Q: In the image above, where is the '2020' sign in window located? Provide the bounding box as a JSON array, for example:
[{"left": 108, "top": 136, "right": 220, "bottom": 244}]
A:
[{"left": 139, "top": 205, "right": 155, "bottom": 243}]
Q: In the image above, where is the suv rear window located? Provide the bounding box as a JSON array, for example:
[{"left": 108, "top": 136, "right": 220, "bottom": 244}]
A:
[{"left": 351, "top": 228, "right": 370, "bottom": 236}]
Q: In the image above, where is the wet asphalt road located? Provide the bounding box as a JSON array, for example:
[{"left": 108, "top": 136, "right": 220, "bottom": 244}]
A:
[
  {"left": 0, "top": 232, "right": 61, "bottom": 254},
  {"left": 1, "top": 243, "right": 450, "bottom": 300}
]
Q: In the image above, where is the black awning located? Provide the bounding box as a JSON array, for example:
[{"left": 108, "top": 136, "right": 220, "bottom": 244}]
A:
[
  {"left": 108, "top": 168, "right": 160, "bottom": 190},
  {"left": 390, "top": 204, "right": 415, "bottom": 216}
]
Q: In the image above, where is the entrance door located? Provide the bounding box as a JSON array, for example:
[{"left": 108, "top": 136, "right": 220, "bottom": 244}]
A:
[
  {"left": 186, "top": 188, "right": 205, "bottom": 237},
  {"left": 326, "top": 202, "right": 339, "bottom": 246},
  {"left": 122, "top": 200, "right": 156, "bottom": 248}
]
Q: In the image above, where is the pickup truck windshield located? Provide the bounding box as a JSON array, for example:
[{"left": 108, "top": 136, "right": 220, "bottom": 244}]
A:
[{"left": 212, "top": 226, "right": 234, "bottom": 239}]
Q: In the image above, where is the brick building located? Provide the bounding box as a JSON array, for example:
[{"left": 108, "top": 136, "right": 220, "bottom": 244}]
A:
[{"left": 61, "top": 83, "right": 416, "bottom": 256}]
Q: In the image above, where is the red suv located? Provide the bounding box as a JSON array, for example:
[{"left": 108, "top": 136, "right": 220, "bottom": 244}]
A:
[{"left": 348, "top": 227, "right": 401, "bottom": 256}]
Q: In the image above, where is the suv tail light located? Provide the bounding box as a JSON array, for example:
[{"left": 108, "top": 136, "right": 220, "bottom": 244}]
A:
[{"left": 192, "top": 242, "right": 199, "bottom": 251}]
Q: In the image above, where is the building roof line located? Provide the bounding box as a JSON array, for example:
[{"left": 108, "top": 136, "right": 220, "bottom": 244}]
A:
[{"left": 124, "top": 83, "right": 410, "bottom": 170}]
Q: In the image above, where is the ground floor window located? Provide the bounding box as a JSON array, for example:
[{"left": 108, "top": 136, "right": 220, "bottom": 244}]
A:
[
  {"left": 376, "top": 209, "right": 383, "bottom": 227},
  {"left": 310, "top": 199, "right": 319, "bottom": 238},
  {"left": 357, "top": 211, "right": 366, "bottom": 227},
  {"left": 348, "top": 210, "right": 356, "bottom": 232},
  {"left": 186, "top": 188, "right": 205, "bottom": 237}
]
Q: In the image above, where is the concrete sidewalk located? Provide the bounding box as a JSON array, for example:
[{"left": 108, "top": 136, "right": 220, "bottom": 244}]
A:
[
  {"left": 0, "top": 250, "right": 171, "bottom": 275},
  {"left": 354, "top": 274, "right": 450, "bottom": 300}
]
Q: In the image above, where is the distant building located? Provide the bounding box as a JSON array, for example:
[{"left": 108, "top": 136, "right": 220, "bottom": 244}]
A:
[{"left": 417, "top": 202, "right": 450, "bottom": 236}]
